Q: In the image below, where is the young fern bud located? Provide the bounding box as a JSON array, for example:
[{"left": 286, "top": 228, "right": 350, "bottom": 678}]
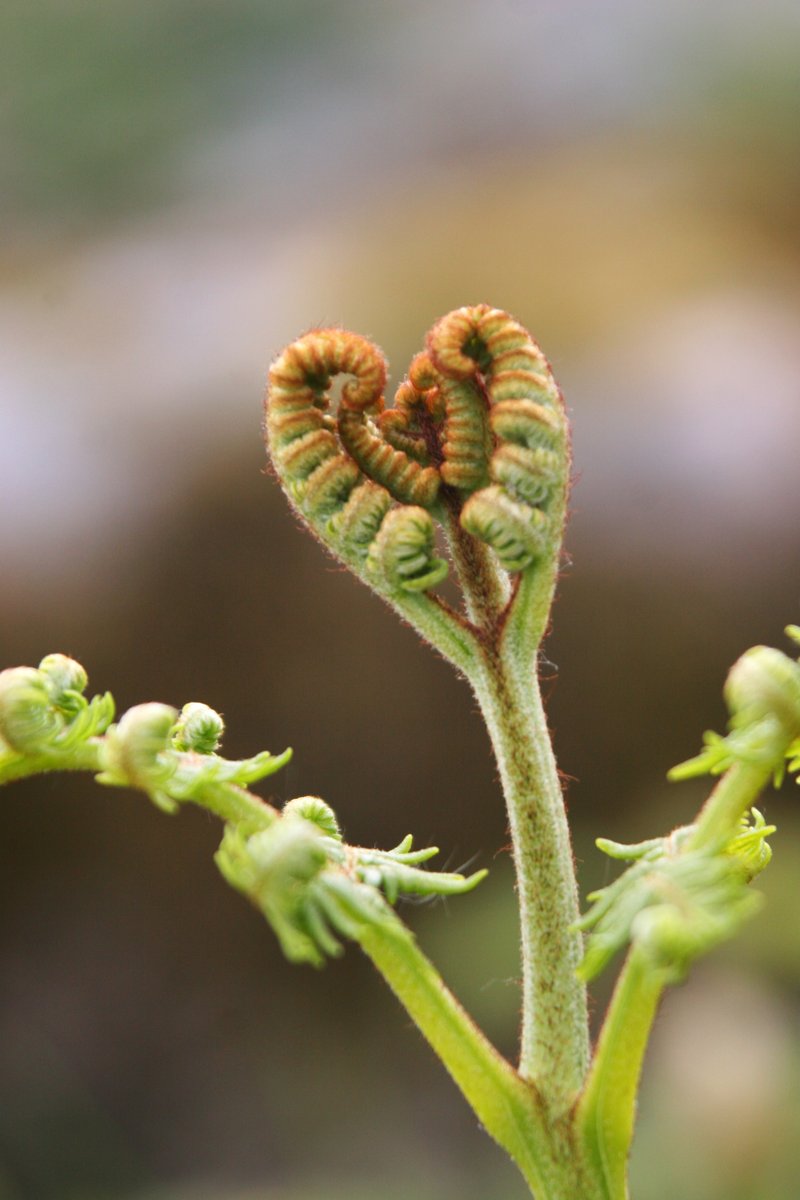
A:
[
  {"left": 172, "top": 701, "right": 225, "bottom": 754},
  {"left": 725, "top": 645, "right": 800, "bottom": 744},
  {"left": 267, "top": 327, "right": 438, "bottom": 512},
  {"left": 282, "top": 795, "right": 342, "bottom": 840},
  {"left": 326, "top": 481, "right": 393, "bottom": 557},
  {"left": 38, "top": 653, "right": 89, "bottom": 712},
  {"left": 265, "top": 325, "right": 467, "bottom": 671},
  {"left": 727, "top": 807, "right": 774, "bottom": 879},
  {"left": 460, "top": 485, "right": 549, "bottom": 572},
  {"left": 670, "top": 635, "right": 800, "bottom": 783},
  {"left": 218, "top": 817, "right": 334, "bottom": 966},
  {"left": 0, "top": 668, "right": 63, "bottom": 754},
  {"left": 100, "top": 703, "right": 179, "bottom": 811},
  {"left": 366, "top": 507, "right": 449, "bottom": 593},
  {"left": 0, "top": 656, "right": 114, "bottom": 760},
  {"left": 93, "top": 692, "right": 289, "bottom": 816}
]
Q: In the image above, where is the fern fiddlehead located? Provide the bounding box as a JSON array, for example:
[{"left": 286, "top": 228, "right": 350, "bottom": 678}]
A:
[
  {"left": 265, "top": 306, "right": 569, "bottom": 663},
  {"left": 265, "top": 308, "right": 591, "bottom": 1124}
]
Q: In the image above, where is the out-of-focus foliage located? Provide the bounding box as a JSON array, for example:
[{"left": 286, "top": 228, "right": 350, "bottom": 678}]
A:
[{"left": 0, "top": 0, "right": 345, "bottom": 220}]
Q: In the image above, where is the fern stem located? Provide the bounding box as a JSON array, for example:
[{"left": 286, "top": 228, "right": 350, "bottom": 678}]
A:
[
  {"left": 471, "top": 651, "right": 589, "bottom": 1112},
  {"left": 0, "top": 742, "right": 102, "bottom": 787},
  {"left": 576, "top": 949, "right": 664, "bottom": 1200},
  {"left": 357, "top": 905, "right": 605, "bottom": 1198}
]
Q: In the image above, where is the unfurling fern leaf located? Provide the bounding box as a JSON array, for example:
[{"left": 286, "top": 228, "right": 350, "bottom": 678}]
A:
[
  {"left": 426, "top": 305, "right": 569, "bottom": 573},
  {"left": 264, "top": 307, "right": 570, "bottom": 663}
]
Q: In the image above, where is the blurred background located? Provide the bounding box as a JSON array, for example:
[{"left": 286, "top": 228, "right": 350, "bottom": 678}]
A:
[{"left": 2, "top": 1, "right": 800, "bottom": 1197}]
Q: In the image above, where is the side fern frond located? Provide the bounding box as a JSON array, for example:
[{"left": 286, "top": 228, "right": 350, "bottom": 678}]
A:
[
  {"left": 575, "top": 810, "right": 774, "bottom": 984},
  {"left": 580, "top": 631, "right": 800, "bottom": 990},
  {"left": 216, "top": 794, "right": 487, "bottom": 967},
  {"left": 0, "top": 655, "right": 288, "bottom": 829}
]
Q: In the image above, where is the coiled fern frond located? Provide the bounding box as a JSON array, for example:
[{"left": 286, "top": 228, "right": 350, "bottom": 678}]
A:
[{"left": 265, "top": 306, "right": 570, "bottom": 665}]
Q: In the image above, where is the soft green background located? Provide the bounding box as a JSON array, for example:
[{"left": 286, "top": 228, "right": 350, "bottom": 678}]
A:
[{"left": 2, "top": 2, "right": 800, "bottom": 1197}]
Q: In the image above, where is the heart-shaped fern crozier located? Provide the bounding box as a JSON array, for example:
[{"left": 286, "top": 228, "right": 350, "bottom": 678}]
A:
[{"left": 265, "top": 305, "right": 570, "bottom": 673}]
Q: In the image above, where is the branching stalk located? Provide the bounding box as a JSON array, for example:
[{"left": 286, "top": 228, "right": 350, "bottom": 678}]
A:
[{"left": 355, "top": 912, "right": 552, "bottom": 1195}]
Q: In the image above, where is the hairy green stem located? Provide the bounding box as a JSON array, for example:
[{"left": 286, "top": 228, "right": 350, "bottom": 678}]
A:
[
  {"left": 192, "top": 781, "right": 277, "bottom": 830},
  {"left": 502, "top": 557, "right": 562, "bottom": 669},
  {"left": 0, "top": 742, "right": 103, "bottom": 787},
  {"left": 471, "top": 651, "right": 589, "bottom": 1111},
  {"left": 356, "top": 908, "right": 602, "bottom": 1199},
  {"left": 356, "top": 912, "right": 547, "bottom": 1192},
  {"left": 576, "top": 950, "right": 665, "bottom": 1200},
  {"left": 439, "top": 490, "right": 587, "bottom": 1111}
]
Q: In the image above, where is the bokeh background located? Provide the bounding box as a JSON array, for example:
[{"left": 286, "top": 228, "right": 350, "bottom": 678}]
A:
[{"left": 2, "top": 2, "right": 800, "bottom": 1198}]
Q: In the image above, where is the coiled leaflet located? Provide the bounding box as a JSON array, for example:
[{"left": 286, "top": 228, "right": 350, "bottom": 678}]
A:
[
  {"left": 427, "top": 305, "right": 568, "bottom": 571},
  {"left": 266, "top": 330, "right": 448, "bottom": 594},
  {"left": 367, "top": 507, "right": 449, "bottom": 593}
]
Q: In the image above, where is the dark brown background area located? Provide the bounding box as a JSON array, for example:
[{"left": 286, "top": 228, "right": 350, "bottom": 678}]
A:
[{"left": 2, "top": 4, "right": 800, "bottom": 1198}]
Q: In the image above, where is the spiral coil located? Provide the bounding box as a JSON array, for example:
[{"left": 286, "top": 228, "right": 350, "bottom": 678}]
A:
[
  {"left": 427, "top": 305, "right": 567, "bottom": 570},
  {"left": 265, "top": 306, "right": 569, "bottom": 606}
]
